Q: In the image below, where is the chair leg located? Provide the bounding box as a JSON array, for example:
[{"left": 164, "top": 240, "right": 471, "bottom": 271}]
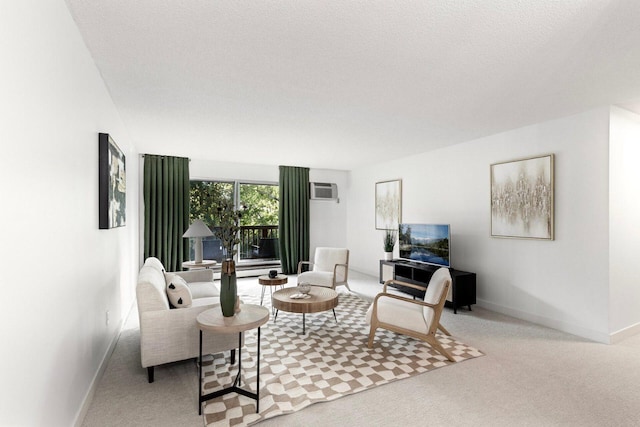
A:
[
  {"left": 147, "top": 366, "right": 154, "bottom": 383},
  {"left": 426, "top": 336, "right": 455, "bottom": 362},
  {"left": 230, "top": 349, "right": 236, "bottom": 365},
  {"left": 344, "top": 282, "right": 351, "bottom": 291},
  {"left": 438, "top": 323, "right": 451, "bottom": 336},
  {"left": 367, "top": 327, "right": 377, "bottom": 348}
]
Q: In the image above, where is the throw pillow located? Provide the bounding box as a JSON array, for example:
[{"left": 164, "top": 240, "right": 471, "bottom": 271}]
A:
[
  {"left": 166, "top": 275, "right": 192, "bottom": 308},
  {"left": 164, "top": 272, "right": 175, "bottom": 287}
]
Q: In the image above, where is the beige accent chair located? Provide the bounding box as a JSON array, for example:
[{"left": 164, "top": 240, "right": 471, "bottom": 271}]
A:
[
  {"left": 136, "top": 257, "right": 239, "bottom": 383},
  {"left": 297, "top": 247, "right": 350, "bottom": 290},
  {"left": 365, "top": 267, "right": 455, "bottom": 362}
]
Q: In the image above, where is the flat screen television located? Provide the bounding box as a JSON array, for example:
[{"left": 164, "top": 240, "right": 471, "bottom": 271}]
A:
[{"left": 398, "top": 223, "right": 451, "bottom": 267}]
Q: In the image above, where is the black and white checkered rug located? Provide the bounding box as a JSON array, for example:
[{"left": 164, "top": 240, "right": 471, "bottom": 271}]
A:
[{"left": 201, "top": 292, "right": 483, "bottom": 426}]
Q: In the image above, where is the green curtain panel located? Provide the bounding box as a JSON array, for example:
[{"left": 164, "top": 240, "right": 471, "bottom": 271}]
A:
[
  {"left": 143, "top": 155, "right": 190, "bottom": 271},
  {"left": 278, "top": 165, "right": 310, "bottom": 274}
]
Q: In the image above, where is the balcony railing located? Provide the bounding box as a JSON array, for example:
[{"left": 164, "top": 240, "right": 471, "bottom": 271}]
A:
[
  {"left": 239, "top": 225, "right": 279, "bottom": 261},
  {"left": 198, "top": 225, "right": 279, "bottom": 263}
]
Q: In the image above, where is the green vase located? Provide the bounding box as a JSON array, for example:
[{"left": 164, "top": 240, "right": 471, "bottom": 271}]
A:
[{"left": 220, "top": 259, "right": 237, "bottom": 317}]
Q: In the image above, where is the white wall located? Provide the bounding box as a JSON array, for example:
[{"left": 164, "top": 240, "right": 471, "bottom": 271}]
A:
[
  {"left": 189, "top": 160, "right": 348, "bottom": 254},
  {"left": 609, "top": 106, "right": 640, "bottom": 341},
  {"left": 348, "top": 108, "right": 612, "bottom": 342},
  {"left": 190, "top": 158, "right": 279, "bottom": 183},
  {"left": 0, "top": 2, "right": 137, "bottom": 425},
  {"left": 309, "top": 169, "right": 349, "bottom": 253}
]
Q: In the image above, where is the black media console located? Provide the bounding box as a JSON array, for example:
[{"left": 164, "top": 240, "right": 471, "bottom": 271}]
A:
[{"left": 379, "top": 260, "right": 476, "bottom": 314}]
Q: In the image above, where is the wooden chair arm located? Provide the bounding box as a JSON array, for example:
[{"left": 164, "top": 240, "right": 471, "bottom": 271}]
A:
[
  {"left": 329, "top": 263, "right": 349, "bottom": 288},
  {"left": 374, "top": 291, "right": 438, "bottom": 309},
  {"left": 297, "top": 261, "right": 313, "bottom": 275},
  {"left": 333, "top": 263, "right": 348, "bottom": 275}
]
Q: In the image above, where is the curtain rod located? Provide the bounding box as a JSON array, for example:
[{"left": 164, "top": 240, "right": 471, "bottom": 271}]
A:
[{"left": 140, "top": 154, "right": 190, "bottom": 161}]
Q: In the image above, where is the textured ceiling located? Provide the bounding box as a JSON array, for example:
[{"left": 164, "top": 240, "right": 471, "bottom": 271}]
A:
[{"left": 65, "top": 0, "right": 640, "bottom": 170}]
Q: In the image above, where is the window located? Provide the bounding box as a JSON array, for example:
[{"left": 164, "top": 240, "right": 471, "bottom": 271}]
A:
[
  {"left": 190, "top": 180, "right": 279, "bottom": 263},
  {"left": 239, "top": 183, "right": 279, "bottom": 261}
]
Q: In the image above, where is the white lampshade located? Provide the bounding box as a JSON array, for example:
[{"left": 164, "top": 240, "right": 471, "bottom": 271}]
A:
[
  {"left": 183, "top": 219, "right": 213, "bottom": 238},
  {"left": 183, "top": 219, "right": 213, "bottom": 263}
]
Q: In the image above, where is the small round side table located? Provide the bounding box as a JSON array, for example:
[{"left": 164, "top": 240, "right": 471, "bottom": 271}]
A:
[
  {"left": 196, "top": 304, "right": 269, "bottom": 415},
  {"left": 258, "top": 274, "right": 288, "bottom": 307},
  {"left": 182, "top": 260, "right": 217, "bottom": 270}
]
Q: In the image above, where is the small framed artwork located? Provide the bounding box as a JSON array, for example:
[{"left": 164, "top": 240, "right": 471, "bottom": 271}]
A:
[
  {"left": 99, "top": 133, "right": 126, "bottom": 229},
  {"left": 375, "top": 179, "right": 402, "bottom": 230},
  {"left": 490, "top": 154, "right": 554, "bottom": 239}
]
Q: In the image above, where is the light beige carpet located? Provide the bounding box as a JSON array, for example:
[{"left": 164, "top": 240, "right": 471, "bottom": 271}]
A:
[{"left": 200, "top": 292, "right": 483, "bottom": 426}]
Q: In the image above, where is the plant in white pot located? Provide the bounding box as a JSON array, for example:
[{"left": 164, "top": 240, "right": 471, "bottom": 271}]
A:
[{"left": 383, "top": 229, "right": 396, "bottom": 261}]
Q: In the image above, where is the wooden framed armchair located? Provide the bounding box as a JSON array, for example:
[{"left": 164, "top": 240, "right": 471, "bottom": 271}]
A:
[
  {"left": 365, "top": 267, "right": 455, "bottom": 362},
  {"left": 297, "top": 247, "right": 350, "bottom": 291}
]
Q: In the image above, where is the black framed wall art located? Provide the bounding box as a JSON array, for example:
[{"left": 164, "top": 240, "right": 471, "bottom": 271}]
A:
[{"left": 99, "top": 132, "right": 126, "bottom": 229}]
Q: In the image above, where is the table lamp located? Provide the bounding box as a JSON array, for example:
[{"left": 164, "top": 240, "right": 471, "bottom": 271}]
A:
[{"left": 183, "top": 219, "right": 213, "bottom": 263}]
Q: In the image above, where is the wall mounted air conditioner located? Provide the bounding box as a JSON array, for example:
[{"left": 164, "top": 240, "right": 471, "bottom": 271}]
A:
[{"left": 310, "top": 182, "right": 338, "bottom": 201}]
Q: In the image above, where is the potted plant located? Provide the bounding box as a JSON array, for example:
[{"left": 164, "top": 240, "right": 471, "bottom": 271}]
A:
[
  {"left": 383, "top": 229, "right": 396, "bottom": 261},
  {"left": 213, "top": 199, "right": 246, "bottom": 259}
]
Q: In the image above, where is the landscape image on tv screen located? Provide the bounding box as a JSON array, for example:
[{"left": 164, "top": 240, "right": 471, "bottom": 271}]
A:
[{"left": 398, "top": 223, "right": 450, "bottom": 267}]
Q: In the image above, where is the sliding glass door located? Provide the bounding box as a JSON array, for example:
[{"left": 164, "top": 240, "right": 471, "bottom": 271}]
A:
[
  {"left": 189, "top": 180, "right": 279, "bottom": 263},
  {"left": 239, "top": 183, "right": 279, "bottom": 262}
]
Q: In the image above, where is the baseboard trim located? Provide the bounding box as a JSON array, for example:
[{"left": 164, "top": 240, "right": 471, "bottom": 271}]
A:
[
  {"left": 73, "top": 306, "right": 129, "bottom": 427},
  {"left": 213, "top": 267, "right": 283, "bottom": 280},
  {"left": 476, "top": 298, "right": 610, "bottom": 344},
  {"left": 610, "top": 321, "right": 640, "bottom": 344}
]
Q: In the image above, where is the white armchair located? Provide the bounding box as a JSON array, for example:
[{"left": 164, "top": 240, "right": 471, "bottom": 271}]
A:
[
  {"left": 366, "top": 267, "right": 455, "bottom": 362},
  {"left": 297, "top": 247, "right": 350, "bottom": 291}
]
